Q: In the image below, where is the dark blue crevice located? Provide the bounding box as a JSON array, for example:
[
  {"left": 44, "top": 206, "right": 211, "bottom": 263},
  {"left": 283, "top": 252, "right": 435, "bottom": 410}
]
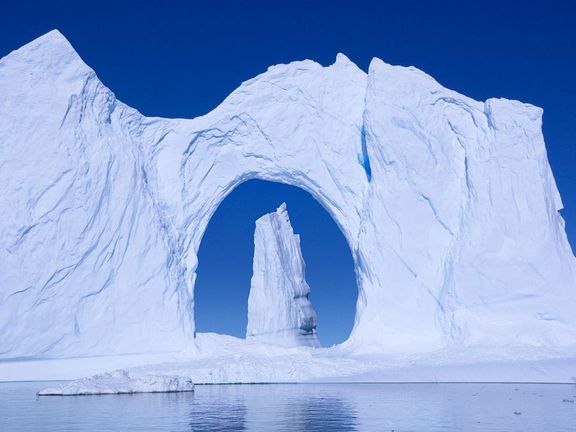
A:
[{"left": 359, "top": 125, "right": 372, "bottom": 181}]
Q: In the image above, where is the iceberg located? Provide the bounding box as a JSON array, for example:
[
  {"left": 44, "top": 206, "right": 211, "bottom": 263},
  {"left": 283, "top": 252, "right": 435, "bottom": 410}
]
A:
[
  {"left": 247, "top": 203, "right": 320, "bottom": 347},
  {"left": 0, "top": 30, "right": 575, "bottom": 374}
]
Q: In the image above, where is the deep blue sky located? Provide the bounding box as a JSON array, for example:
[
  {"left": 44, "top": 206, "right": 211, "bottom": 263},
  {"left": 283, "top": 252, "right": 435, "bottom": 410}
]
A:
[
  {"left": 1, "top": 1, "right": 574, "bottom": 345},
  {"left": 195, "top": 181, "right": 356, "bottom": 346}
]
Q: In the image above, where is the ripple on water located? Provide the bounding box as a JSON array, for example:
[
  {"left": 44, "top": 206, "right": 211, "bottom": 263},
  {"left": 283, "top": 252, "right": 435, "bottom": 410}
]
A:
[{"left": 1, "top": 382, "right": 575, "bottom": 431}]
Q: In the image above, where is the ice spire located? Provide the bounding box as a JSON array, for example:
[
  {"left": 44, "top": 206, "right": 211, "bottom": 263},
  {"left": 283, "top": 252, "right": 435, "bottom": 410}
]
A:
[{"left": 246, "top": 203, "right": 320, "bottom": 347}]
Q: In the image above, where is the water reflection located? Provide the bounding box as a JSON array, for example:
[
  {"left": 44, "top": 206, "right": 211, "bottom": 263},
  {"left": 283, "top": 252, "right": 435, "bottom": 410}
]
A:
[
  {"left": 186, "top": 385, "right": 358, "bottom": 431},
  {"left": 291, "top": 396, "right": 357, "bottom": 431},
  {"left": 242, "top": 386, "right": 358, "bottom": 431},
  {"left": 188, "top": 386, "right": 247, "bottom": 431},
  {"left": 1, "top": 382, "right": 575, "bottom": 431}
]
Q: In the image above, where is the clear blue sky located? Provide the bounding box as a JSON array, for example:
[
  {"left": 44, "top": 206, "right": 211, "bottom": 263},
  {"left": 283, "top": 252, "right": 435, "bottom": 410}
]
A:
[{"left": 1, "top": 1, "right": 574, "bottom": 345}]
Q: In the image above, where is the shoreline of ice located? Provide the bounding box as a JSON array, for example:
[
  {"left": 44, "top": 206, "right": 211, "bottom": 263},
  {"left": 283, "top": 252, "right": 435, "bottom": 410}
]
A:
[{"left": 23, "top": 334, "right": 576, "bottom": 394}]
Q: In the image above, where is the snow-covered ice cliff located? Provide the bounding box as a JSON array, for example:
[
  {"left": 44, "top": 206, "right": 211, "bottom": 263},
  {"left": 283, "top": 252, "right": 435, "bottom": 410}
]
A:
[
  {"left": 0, "top": 30, "right": 575, "bottom": 364},
  {"left": 247, "top": 203, "right": 320, "bottom": 347}
]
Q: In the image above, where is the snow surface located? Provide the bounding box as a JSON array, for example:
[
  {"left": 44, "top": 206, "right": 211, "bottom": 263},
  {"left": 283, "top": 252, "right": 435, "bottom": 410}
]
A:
[
  {"left": 25, "top": 334, "right": 576, "bottom": 387},
  {"left": 247, "top": 203, "right": 320, "bottom": 347},
  {"left": 0, "top": 30, "right": 575, "bottom": 382},
  {"left": 38, "top": 370, "right": 194, "bottom": 395}
]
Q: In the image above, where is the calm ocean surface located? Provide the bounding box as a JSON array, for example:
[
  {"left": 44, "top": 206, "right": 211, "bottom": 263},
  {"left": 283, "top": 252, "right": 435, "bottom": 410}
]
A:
[{"left": 0, "top": 381, "right": 575, "bottom": 431}]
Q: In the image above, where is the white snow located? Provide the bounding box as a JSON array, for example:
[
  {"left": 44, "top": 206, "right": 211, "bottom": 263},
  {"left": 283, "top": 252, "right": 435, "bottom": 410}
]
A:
[
  {"left": 37, "top": 370, "right": 194, "bottom": 395},
  {"left": 0, "top": 30, "right": 575, "bottom": 383},
  {"left": 27, "top": 334, "right": 576, "bottom": 387},
  {"left": 247, "top": 203, "right": 320, "bottom": 347}
]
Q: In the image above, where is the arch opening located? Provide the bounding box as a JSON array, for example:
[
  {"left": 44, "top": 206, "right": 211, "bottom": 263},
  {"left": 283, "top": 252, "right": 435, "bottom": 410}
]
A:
[{"left": 194, "top": 179, "right": 358, "bottom": 347}]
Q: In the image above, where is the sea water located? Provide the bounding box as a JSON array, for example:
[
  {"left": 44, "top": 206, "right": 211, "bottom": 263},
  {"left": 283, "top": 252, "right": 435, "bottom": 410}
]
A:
[{"left": 1, "top": 382, "right": 574, "bottom": 431}]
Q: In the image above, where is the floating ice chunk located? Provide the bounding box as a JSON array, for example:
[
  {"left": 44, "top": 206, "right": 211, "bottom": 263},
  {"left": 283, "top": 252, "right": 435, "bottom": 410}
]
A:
[{"left": 37, "top": 370, "right": 194, "bottom": 396}]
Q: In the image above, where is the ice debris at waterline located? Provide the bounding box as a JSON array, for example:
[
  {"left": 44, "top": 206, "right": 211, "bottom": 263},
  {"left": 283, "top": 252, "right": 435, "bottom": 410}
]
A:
[
  {"left": 38, "top": 371, "right": 194, "bottom": 396},
  {"left": 247, "top": 203, "right": 320, "bottom": 347},
  {"left": 0, "top": 30, "right": 575, "bottom": 366}
]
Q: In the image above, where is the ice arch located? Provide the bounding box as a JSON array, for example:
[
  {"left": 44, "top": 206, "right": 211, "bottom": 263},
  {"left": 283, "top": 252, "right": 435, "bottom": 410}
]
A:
[
  {"left": 194, "top": 180, "right": 357, "bottom": 346},
  {"left": 154, "top": 56, "right": 373, "bottom": 351},
  {"left": 1, "top": 31, "right": 575, "bottom": 359}
]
